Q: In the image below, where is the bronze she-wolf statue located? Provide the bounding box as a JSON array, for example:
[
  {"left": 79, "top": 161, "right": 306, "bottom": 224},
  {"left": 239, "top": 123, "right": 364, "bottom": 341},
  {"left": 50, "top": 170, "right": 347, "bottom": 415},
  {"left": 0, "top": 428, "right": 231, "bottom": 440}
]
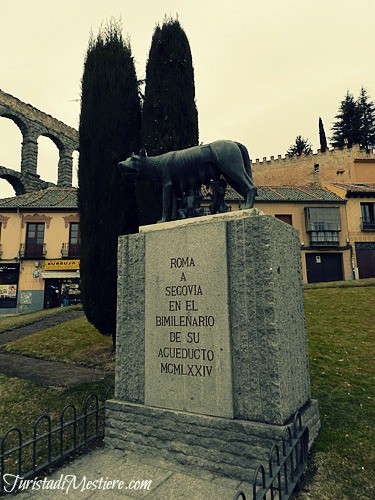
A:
[{"left": 118, "top": 140, "right": 257, "bottom": 222}]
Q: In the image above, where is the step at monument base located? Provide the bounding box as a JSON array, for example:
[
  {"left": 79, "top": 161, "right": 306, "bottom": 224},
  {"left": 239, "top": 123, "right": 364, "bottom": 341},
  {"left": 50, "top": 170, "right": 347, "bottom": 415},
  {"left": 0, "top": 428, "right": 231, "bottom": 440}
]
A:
[{"left": 105, "top": 399, "right": 320, "bottom": 482}]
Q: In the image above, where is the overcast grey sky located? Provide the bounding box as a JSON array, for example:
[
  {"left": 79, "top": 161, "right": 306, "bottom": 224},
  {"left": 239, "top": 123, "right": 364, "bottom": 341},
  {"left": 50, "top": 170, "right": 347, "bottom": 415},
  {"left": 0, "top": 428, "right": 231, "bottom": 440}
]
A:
[{"left": 0, "top": 0, "right": 374, "bottom": 198}]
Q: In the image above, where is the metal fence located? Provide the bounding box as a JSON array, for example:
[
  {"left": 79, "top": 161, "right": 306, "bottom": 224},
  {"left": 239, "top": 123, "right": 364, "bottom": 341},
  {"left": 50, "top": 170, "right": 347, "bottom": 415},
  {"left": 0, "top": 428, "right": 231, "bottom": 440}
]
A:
[
  {"left": 0, "top": 386, "right": 114, "bottom": 496},
  {"left": 234, "top": 412, "right": 309, "bottom": 500}
]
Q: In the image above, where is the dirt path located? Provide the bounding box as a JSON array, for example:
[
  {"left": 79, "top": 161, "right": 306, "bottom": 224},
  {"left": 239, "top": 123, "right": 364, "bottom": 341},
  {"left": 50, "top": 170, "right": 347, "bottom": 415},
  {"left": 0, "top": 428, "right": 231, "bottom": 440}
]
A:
[{"left": 0, "top": 309, "right": 111, "bottom": 387}]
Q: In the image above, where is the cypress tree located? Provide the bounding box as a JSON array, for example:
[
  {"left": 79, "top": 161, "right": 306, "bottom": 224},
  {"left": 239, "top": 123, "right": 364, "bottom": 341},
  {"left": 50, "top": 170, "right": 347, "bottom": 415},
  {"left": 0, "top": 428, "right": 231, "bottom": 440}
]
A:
[
  {"left": 78, "top": 20, "right": 141, "bottom": 346},
  {"left": 139, "top": 17, "right": 198, "bottom": 224},
  {"left": 319, "top": 117, "right": 327, "bottom": 153}
]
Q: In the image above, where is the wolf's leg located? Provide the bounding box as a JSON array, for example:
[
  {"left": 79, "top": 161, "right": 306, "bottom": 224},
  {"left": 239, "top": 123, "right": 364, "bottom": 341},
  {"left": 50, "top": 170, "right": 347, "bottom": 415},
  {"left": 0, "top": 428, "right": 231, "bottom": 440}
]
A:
[
  {"left": 225, "top": 172, "right": 257, "bottom": 209},
  {"left": 160, "top": 182, "right": 173, "bottom": 222}
]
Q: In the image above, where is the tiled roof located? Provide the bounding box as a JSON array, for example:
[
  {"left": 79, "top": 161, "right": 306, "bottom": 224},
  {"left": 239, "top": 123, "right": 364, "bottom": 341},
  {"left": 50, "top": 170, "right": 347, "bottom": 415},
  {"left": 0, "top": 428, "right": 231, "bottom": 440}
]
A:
[
  {"left": 0, "top": 187, "right": 78, "bottom": 209},
  {"left": 0, "top": 184, "right": 345, "bottom": 210},
  {"left": 203, "top": 185, "right": 345, "bottom": 203},
  {"left": 331, "top": 183, "right": 375, "bottom": 194},
  {"left": 256, "top": 186, "right": 345, "bottom": 202}
]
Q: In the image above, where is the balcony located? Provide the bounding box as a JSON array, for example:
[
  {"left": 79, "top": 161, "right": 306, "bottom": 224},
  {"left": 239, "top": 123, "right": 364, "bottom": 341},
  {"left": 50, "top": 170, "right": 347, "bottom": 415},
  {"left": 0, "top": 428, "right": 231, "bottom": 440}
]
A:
[
  {"left": 361, "top": 217, "right": 375, "bottom": 231},
  {"left": 310, "top": 240, "right": 340, "bottom": 247},
  {"left": 61, "top": 243, "right": 81, "bottom": 259},
  {"left": 20, "top": 243, "right": 46, "bottom": 259},
  {"left": 309, "top": 231, "right": 340, "bottom": 247}
]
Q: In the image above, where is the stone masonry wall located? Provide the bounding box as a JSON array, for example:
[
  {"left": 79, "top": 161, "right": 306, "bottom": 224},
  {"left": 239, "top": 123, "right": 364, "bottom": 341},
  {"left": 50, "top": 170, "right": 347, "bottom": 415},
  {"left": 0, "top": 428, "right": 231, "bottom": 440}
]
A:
[
  {"left": 106, "top": 399, "right": 320, "bottom": 482},
  {"left": 0, "top": 89, "right": 79, "bottom": 191},
  {"left": 252, "top": 145, "right": 374, "bottom": 186},
  {"left": 227, "top": 214, "right": 310, "bottom": 424}
]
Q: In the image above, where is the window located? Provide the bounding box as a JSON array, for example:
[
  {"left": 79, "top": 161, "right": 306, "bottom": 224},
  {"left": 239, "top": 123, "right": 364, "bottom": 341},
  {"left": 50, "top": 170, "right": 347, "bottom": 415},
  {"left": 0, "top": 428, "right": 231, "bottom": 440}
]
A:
[
  {"left": 309, "top": 231, "right": 339, "bottom": 245},
  {"left": 275, "top": 214, "right": 293, "bottom": 226},
  {"left": 361, "top": 203, "right": 375, "bottom": 230},
  {"left": 0, "top": 264, "right": 19, "bottom": 308},
  {"left": 25, "top": 223, "right": 45, "bottom": 258},
  {"left": 69, "top": 223, "right": 81, "bottom": 257},
  {"left": 305, "top": 207, "right": 341, "bottom": 246}
]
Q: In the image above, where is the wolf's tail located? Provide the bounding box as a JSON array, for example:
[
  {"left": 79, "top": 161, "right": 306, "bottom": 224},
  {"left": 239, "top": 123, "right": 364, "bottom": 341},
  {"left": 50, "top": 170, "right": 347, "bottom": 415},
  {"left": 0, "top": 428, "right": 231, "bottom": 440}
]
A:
[
  {"left": 235, "top": 142, "right": 251, "bottom": 175},
  {"left": 235, "top": 142, "right": 257, "bottom": 191}
]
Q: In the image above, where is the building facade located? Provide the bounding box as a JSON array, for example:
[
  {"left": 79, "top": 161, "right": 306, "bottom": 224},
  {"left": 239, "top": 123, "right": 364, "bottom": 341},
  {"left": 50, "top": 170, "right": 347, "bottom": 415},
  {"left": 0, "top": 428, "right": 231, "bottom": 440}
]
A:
[
  {"left": 251, "top": 144, "right": 375, "bottom": 187},
  {"left": 249, "top": 146, "right": 375, "bottom": 280},
  {"left": 325, "top": 183, "right": 375, "bottom": 279},
  {"left": 202, "top": 185, "right": 352, "bottom": 283},
  {"left": 0, "top": 180, "right": 372, "bottom": 315},
  {"left": 0, "top": 188, "right": 80, "bottom": 314}
]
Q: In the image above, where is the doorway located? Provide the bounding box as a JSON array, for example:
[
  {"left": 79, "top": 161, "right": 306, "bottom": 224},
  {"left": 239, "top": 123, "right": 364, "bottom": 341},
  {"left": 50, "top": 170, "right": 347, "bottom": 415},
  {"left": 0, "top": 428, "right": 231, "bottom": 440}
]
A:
[
  {"left": 306, "top": 253, "right": 343, "bottom": 283},
  {"left": 44, "top": 278, "right": 81, "bottom": 308}
]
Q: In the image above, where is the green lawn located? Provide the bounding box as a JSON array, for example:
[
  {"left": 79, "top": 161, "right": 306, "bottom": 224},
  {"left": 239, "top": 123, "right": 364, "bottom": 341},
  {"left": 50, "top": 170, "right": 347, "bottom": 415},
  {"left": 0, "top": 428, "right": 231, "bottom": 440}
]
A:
[
  {"left": 0, "top": 305, "right": 82, "bottom": 333},
  {"left": 0, "top": 310, "right": 114, "bottom": 478},
  {"left": 2, "top": 315, "right": 114, "bottom": 370},
  {"left": 299, "top": 285, "right": 375, "bottom": 499}
]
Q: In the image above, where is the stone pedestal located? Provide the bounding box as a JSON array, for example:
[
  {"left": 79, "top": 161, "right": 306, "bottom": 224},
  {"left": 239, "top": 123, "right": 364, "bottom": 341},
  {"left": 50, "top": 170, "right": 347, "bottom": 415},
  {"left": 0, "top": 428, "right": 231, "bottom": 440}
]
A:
[{"left": 106, "top": 209, "right": 320, "bottom": 481}]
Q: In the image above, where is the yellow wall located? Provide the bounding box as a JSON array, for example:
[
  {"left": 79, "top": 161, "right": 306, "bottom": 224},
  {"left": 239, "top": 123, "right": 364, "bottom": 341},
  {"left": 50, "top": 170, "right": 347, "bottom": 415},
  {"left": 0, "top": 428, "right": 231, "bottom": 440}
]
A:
[
  {"left": 352, "top": 160, "right": 375, "bottom": 183},
  {"left": 324, "top": 184, "right": 375, "bottom": 270},
  {"left": 0, "top": 212, "right": 23, "bottom": 260},
  {"left": 251, "top": 145, "right": 375, "bottom": 187},
  {"left": 18, "top": 260, "right": 44, "bottom": 292},
  {"left": 254, "top": 201, "right": 352, "bottom": 282},
  {"left": 0, "top": 211, "right": 79, "bottom": 261}
]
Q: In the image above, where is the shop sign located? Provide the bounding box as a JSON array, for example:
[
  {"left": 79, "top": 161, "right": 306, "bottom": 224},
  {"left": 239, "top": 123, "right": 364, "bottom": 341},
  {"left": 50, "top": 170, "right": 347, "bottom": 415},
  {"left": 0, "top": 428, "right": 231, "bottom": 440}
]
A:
[{"left": 44, "top": 260, "right": 80, "bottom": 271}]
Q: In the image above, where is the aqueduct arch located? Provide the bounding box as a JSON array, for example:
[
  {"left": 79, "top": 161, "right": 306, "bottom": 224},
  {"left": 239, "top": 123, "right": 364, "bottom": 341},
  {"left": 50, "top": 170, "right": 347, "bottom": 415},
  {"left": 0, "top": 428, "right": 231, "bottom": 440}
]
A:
[{"left": 0, "top": 89, "right": 79, "bottom": 194}]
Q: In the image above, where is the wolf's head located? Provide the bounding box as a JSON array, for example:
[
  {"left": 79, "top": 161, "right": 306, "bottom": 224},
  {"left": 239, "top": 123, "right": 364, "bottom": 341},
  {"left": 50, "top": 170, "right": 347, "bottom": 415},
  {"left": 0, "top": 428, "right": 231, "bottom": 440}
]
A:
[{"left": 118, "top": 149, "right": 147, "bottom": 176}]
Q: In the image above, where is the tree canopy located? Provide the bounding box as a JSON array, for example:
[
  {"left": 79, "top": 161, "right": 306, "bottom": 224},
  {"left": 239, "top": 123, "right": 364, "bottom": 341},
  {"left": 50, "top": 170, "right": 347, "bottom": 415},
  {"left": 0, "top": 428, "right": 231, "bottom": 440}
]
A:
[
  {"left": 78, "top": 20, "right": 141, "bottom": 346},
  {"left": 330, "top": 91, "right": 361, "bottom": 148},
  {"left": 330, "top": 87, "right": 375, "bottom": 150},
  {"left": 137, "top": 17, "right": 199, "bottom": 224},
  {"left": 357, "top": 87, "right": 375, "bottom": 152},
  {"left": 287, "top": 135, "right": 312, "bottom": 156},
  {"left": 142, "top": 17, "right": 198, "bottom": 155}
]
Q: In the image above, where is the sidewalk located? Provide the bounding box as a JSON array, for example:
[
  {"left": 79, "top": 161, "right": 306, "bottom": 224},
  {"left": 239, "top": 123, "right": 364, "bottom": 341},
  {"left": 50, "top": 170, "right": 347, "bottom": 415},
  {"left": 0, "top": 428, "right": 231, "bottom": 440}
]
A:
[{"left": 15, "top": 446, "right": 252, "bottom": 499}]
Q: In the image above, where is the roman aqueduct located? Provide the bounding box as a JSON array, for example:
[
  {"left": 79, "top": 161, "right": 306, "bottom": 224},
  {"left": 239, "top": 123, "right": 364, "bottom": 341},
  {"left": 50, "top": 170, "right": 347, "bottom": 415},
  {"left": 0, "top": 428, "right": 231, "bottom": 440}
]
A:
[{"left": 0, "top": 89, "right": 79, "bottom": 195}]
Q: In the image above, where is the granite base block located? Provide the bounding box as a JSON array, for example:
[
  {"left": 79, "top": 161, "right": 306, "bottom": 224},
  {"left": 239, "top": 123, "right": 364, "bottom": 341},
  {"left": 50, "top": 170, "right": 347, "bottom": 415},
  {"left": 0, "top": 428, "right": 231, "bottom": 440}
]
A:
[{"left": 105, "top": 399, "right": 320, "bottom": 482}]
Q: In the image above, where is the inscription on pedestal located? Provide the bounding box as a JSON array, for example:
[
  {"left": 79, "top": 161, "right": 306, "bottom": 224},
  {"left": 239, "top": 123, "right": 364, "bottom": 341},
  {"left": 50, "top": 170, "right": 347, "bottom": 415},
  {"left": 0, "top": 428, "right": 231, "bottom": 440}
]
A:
[{"left": 144, "top": 222, "right": 233, "bottom": 417}]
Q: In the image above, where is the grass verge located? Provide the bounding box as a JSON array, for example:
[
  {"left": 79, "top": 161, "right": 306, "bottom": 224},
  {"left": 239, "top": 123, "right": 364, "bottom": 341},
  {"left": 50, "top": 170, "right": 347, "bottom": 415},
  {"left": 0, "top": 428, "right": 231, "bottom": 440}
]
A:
[
  {"left": 0, "top": 283, "right": 374, "bottom": 498},
  {"left": 296, "top": 285, "right": 375, "bottom": 499},
  {"left": 2, "top": 315, "right": 114, "bottom": 371},
  {"left": 0, "top": 374, "right": 114, "bottom": 482},
  {"left": 0, "top": 305, "right": 82, "bottom": 334},
  {"left": 0, "top": 311, "right": 114, "bottom": 482},
  {"left": 0, "top": 374, "right": 114, "bottom": 437}
]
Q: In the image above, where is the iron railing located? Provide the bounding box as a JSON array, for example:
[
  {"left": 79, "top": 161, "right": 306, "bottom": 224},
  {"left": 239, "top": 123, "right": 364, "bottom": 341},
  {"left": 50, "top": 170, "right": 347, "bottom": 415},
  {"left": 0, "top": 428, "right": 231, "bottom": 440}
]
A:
[
  {"left": 234, "top": 412, "right": 309, "bottom": 500},
  {"left": 361, "top": 217, "right": 375, "bottom": 231},
  {"left": 0, "top": 386, "right": 114, "bottom": 496},
  {"left": 61, "top": 243, "right": 81, "bottom": 258},
  {"left": 19, "top": 243, "right": 46, "bottom": 260}
]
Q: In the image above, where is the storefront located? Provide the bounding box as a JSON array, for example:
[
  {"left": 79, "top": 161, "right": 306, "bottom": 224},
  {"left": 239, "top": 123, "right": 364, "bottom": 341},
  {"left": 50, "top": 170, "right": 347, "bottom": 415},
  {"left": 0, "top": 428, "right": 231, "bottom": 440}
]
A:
[
  {"left": 42, "top": 260, "right": 81, "bottom": 308},
  {"left": 0, "top": 263, "right": 20, "bottom": 310}
]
